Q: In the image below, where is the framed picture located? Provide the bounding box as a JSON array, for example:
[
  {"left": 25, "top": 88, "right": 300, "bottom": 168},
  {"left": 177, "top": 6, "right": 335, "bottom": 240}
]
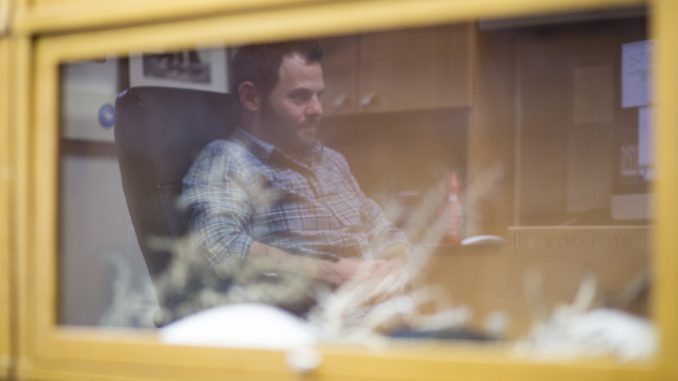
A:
[{"left": 129, "top": 48, "right": 228, "bottom": 93}]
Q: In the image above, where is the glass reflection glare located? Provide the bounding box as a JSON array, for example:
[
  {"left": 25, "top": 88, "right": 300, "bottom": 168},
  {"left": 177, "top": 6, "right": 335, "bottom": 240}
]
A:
[{"left": 57, "top": 11, "right": 654, "bottom": 361}]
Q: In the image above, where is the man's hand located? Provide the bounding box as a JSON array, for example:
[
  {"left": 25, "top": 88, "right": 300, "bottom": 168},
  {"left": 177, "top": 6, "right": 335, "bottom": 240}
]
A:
[
  {"left": 360, "top": 256, "right": 410, "bottom": 302},
  {"left": 379, "top": 243, "right": 412, "bottom": 262},
  {"left": 248, "top": 242, "right": 367, "bottom": 287},
  {"left": 317, "top": 257, "right": 365, "bottom": 287},
  {"left": 320, "top": 253, "right": 412, "bottom": 305},
  {"left": 248, "top": 241, "right": 413, "bottom": 300},
  {"left": 318, "top": 254, "right": 408, "bottom": 288}
]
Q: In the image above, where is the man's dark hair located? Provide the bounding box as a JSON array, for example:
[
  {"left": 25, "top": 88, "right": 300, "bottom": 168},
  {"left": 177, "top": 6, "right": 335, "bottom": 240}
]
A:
[{"left": 230, "top": 40, "right": 322, "bottom": 98}]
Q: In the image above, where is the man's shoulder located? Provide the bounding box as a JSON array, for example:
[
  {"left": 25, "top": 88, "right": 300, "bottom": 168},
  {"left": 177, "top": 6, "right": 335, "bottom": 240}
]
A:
[
  {"left": 199, "top": 138, "right": 260, "bottom": 164},
  {"left": 185, "top": 138, "right": 258, "bottom": 181},
  {"left": 321, "top": 146, "right": 350, "bottom": 169},
  {"left": 201, "top": 138, "right": 246, "bottom": 156}
]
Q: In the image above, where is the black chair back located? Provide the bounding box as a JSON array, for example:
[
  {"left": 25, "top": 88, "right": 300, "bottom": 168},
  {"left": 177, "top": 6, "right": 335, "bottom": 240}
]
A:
[{"left": 114, "top": 86, "right": 239, "bottom": 287}]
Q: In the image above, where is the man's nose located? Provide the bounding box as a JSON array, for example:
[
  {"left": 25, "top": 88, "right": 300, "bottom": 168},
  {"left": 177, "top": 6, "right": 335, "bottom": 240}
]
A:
[{"left": 306, "top": 96, "right": 323, "bottom": 116}]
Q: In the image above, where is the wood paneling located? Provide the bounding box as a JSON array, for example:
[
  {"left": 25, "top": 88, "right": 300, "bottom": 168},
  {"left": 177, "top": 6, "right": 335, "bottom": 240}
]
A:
[
  {"left": 320, "top": 36, "right": 358, "bottom": 116},
  {"left": 515, "top": 19, "right": 647, "bottom": 225},
  {"left": 358, "top": 24, "right": 473, "bottom": 113},
  {"left": 321, "top": 24, "right": 474, "bottom": 115},
  {"left": 422, "top": 19, "right": 651, "bottom": 339},
  {"left": 465, "top": 29, "right": 516, "bottom": 236},
  {"left": 424, "top": 226, "right": 649, "bottom": 338}
]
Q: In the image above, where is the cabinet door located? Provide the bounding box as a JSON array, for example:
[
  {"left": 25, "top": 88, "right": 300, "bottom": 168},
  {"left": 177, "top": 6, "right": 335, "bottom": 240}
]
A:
[
  {"left": 358, "top": 24, "right": 473, "bottom": 113},
  {"left": 516, "top": 19, "right": 646, "bottom": 225},
  {"left": 320, "top": 36, "right": 358, "bottom": 116}
]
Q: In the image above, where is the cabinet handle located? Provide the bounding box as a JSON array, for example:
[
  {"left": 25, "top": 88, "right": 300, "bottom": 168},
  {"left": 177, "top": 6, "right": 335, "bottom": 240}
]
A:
[
  {"left": 332, "top": 94, "right": 348, "bottom": 109},
  {"left": 360, "top": 92, "right": 376, "bottom": 107}
]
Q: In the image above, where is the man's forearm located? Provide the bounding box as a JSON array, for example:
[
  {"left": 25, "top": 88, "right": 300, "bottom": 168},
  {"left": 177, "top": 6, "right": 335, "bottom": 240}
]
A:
[
  {"left": 379, "top": 243, "right": 412, "bottom": 260},
  {"left": 247, "top": 241, "right": 321, "bottom": 275},
  {"left": 246, "top": 241, "right": 361, "bottom": 286}
]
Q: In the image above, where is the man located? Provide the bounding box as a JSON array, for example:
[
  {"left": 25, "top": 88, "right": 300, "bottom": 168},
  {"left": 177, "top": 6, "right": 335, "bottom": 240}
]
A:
[{"left": 181, "top": 40, "right": 412, "bottom": 294}]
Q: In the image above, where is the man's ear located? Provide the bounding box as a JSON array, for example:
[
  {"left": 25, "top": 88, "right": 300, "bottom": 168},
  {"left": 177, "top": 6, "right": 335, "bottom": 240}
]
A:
[{"left": 238, "top": 81, "right": 261, "bottom": 112}]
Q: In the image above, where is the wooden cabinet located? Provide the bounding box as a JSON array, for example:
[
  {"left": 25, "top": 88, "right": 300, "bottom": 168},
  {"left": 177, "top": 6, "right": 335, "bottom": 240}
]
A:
[
  {"left": 319, "top": 36, "right": 359, "bottom": 115},
  {"left": 321, "top": 24, "right": 474, "bottom": 115},
  {"left": 464, "top": 17, "right": 648, "bottom": 234},
  {"left": 359, "top": 24, "right": 473, "bottom": 113},
  {"left": 515, "top": 18, "right": 647, "bottom": 225},
  {"left": 442, "top": 18, "right": 652, "bottom": 338}
]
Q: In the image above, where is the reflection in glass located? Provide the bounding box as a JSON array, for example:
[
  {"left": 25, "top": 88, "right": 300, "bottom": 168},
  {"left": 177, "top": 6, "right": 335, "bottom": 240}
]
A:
[{"left": 58, "top": 9, "right": 655, "bottom": 361}]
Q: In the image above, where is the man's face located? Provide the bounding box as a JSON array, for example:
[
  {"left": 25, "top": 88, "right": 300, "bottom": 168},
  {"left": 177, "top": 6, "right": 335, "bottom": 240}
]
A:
[{"left": 260, "top": 53, "right": 325, "bottom": 154}]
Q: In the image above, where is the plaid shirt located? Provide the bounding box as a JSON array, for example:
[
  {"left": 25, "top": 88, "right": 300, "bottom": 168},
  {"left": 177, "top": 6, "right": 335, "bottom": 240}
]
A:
[{"left": 180, "top": 128, "right": 409, "bottom": 267}]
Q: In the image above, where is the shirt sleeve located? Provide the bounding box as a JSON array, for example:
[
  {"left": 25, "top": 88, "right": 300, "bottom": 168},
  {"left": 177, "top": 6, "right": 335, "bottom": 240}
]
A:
[{"left": 179, "top": 143, "right": 254, "bottom": 268}]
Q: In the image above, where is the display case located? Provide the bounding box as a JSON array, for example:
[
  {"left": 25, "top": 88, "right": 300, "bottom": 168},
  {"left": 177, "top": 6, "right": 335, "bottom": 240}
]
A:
[{"left": 5, "top": 1, "right": 678, "bottom": 381}]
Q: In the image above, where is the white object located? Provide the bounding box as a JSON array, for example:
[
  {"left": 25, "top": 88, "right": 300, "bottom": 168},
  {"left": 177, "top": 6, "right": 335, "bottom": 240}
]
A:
[
  {"left": 622, "top": 40, "right": 652, "bottom": 108},
  {"left": 332, "top": 94, "right": 348, "bottom": 109},
  {"left": 517, "top": 308, "right": 657, "bottom": 361},
  {"left": 484, "top": 310, "right": 509, "bottom": 337},
  {"left": 461, "top": 235, "right": 506, "bottom": 247},
  {"left": 160, "top": 303, "right": 317, "bottom": 350},
  {"left": 286, "top": 346, "right": 322, "bottom": 373},
  {"left": 360, "top": 92, "right": 376, "bottom": 107}
]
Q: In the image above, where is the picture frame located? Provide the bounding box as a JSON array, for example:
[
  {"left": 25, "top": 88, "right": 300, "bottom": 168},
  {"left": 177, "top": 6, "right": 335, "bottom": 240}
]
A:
[{"left": 129, "top": 48, "right": 228, "bottom": 93}]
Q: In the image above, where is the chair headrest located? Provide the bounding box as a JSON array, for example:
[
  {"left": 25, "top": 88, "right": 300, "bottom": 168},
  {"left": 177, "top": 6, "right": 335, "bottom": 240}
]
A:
[
  {"left": 115, "top": 86, "right": 239, "bottom": 186},
  {"left": 114, "top": 86, "right": 240, "bottom": 283}
]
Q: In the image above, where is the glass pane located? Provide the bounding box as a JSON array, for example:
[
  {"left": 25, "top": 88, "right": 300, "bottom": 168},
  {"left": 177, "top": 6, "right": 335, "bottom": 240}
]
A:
[{"left": 58, "top": 7, "right": 656, "bottom": 361}]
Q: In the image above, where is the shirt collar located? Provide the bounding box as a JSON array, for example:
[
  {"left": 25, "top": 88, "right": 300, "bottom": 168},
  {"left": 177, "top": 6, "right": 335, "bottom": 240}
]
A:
[
  {"left": 232, "top": 127, "right": 324, "bottom": 166},
  {"left": 231, "top": 127, "right": 276, "bottom": 162}
]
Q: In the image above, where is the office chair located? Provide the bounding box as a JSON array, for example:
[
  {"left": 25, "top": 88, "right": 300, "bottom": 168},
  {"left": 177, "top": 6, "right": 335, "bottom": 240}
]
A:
[{"left": 114, "top": 86, "right": 239, "bottom": 298}]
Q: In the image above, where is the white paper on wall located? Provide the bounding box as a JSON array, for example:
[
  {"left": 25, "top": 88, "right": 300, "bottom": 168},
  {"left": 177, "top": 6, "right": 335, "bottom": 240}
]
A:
[
  {"left": 621, "top": 40, "right": 652, "bottom": 108},
  {"left": 61, "top": 59, "right": 119, "bottom": 142}
]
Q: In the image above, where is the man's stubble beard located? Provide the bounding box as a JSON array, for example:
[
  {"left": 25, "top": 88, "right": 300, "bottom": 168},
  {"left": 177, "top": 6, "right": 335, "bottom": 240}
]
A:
[{"left": 260, "top": 97, "right": 320, "bottom": 155}]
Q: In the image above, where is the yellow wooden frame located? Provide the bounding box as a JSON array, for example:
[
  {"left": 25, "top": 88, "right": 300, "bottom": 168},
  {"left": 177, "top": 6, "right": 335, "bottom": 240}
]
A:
[
  {"left": 12, "top": 0, "right": 334, "bottom": 35},
  {"left": 12, "top": 0, "right": 678, "bottom": 380},
  {"left": 0, "top": 36, "right": 13, "bottom": 381},
  {"left": 0, "top": 0, "right": 10, "bottom": 36}
]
